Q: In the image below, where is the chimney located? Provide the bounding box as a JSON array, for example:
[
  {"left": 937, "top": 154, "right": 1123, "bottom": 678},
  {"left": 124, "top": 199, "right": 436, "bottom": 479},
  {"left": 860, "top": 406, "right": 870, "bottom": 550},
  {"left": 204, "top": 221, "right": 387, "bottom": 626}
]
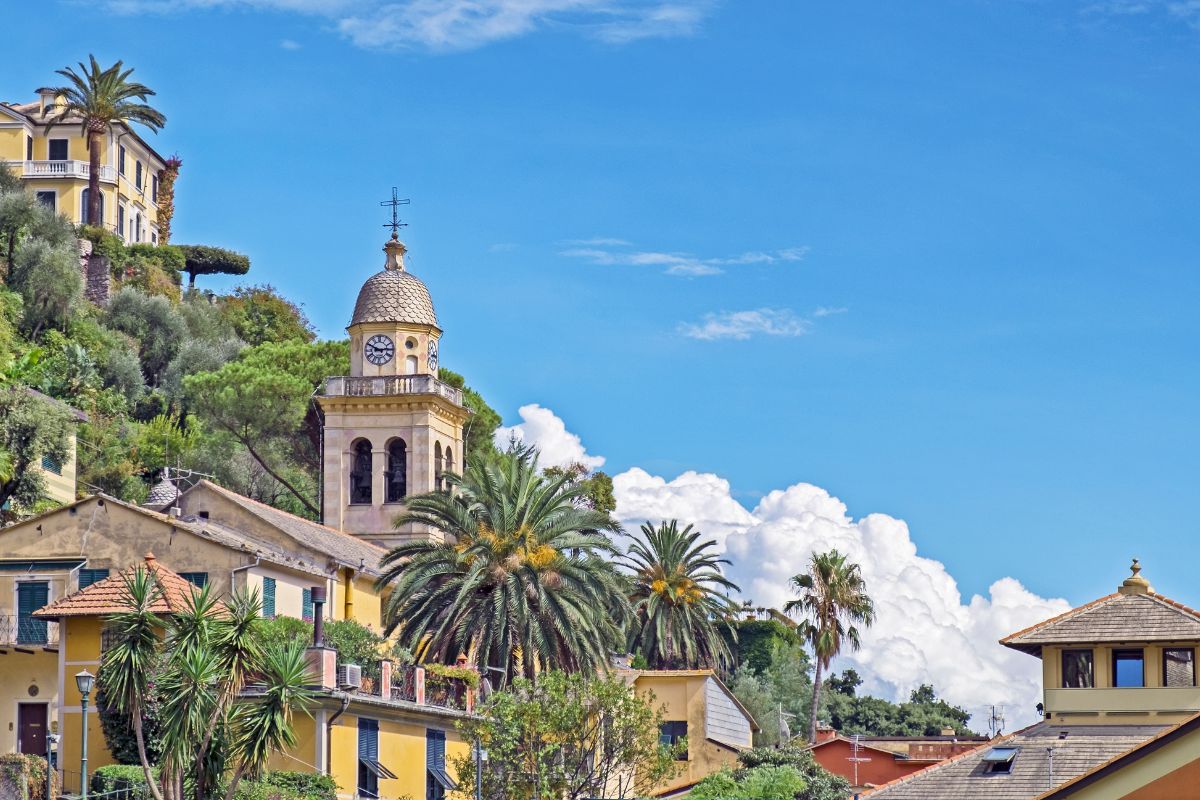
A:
[
  {"left": 37, "top": 88, "right": 55, "bottom": 115},
  {"left": 815, "top": 725, "right": 838, "bottom": 744},
  {"left": 305, "top": 585, "right": 337, "bottom": 689},
  {"left": 941, "top": 727, "right": 956, "bottom": 736}
]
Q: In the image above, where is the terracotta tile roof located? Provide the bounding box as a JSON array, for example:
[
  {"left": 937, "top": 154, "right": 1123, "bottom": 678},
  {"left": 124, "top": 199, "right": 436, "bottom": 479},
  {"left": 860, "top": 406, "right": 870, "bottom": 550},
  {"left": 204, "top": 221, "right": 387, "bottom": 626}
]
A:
[
  {"left": 862, "top": 723, "right": 1165, "bottom": 800},
  {"left": 33, "top": 552, "right": 200, "bottom": 618},
  {"left": 188, "top": 480, "right": 387, "bottom": 576},
  {"left": 1001, "top": 592, "right": 1200, "bottom": 653}
]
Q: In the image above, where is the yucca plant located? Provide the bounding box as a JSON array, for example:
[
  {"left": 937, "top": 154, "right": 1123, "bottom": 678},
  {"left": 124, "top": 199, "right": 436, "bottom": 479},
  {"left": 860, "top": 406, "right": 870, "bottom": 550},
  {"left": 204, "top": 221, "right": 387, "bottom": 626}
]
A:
[{"left": 622, "top": 520, "right": 740, "bottom": 669}]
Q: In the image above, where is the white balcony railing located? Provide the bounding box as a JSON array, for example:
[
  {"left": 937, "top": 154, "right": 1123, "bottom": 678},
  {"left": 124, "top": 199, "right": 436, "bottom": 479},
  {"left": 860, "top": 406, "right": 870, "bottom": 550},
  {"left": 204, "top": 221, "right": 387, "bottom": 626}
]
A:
[
  {"left": 5, "top": 160, "right": 117, "bottom": 183},
  {"left": 323, "top": 375, "right": 464, "bottom": 406}
]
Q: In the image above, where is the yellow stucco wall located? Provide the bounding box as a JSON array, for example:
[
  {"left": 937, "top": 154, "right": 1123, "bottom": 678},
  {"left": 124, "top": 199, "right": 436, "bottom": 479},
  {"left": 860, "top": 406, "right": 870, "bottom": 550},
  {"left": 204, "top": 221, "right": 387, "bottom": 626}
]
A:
[
  {"left": 1043, "top": 643, "right": 1200, "bottom": 724},
  {"left": 58, "top": 617, "right": 115, "bottom": 791},
  {"left": 1050, "top": 726, "right": 1200, "bottom": 799}
]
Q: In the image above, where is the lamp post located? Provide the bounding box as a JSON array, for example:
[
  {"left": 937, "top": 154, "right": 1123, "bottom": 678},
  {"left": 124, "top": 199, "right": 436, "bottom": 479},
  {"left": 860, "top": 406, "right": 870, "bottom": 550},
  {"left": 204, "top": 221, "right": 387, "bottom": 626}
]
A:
[
  {"left": 45, "top": 732, "right": 59, "bottom": 800},
  {"left": 473, "top": 739, "right": 488, "bottom": 800},
  {"left": 75, "top": 670, "right": 95, "bottom": 799}
]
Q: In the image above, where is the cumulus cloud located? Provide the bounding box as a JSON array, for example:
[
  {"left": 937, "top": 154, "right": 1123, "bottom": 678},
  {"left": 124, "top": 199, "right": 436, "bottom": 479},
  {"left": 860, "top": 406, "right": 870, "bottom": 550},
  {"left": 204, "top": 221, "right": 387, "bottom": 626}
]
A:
[
  {"left": 102, "top": 0, "right": 714, "bottom": 51},
  {"left": 677, "top": 308, "right": 811, "bottom": 340},
  {"left": 279, "top": 38, "right": 303, "bottom": 48},
  {"left": 561, "top": 240, "right": 807, "bottom": 277},
  {"left": 614, "top": 472, "right": 1070, "bottom": 729},
  {"left": 494, "top": 404, "right": 605, "bottom": 470}
]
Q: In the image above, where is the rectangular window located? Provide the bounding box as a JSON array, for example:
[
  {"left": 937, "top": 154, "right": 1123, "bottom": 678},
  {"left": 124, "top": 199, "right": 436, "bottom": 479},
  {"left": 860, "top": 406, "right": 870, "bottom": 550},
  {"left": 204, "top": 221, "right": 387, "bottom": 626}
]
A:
[
  {"left": 135, "top": 160, "right": 143, "bottom": 189},
  {"left": 48, "top": 139, "right": 68, "bottom": 160},
  {"left": 78, "top": 569, "right": 109, "bottom": 589},
  {"left": 302, "top": 588, "right": 314, "bottom": 622},
  {"left": 26, "top": 136, "right": 32, "bottom": 161},
  {"left": 16, "top": 582, "right": 49, "bottom": 644},
  {"left": 40, "top": 454, "right": 61, "bottom": 475},
  {"left": 180, "top": 572, "right": 208, "bottom": 589},
  {"left": 152, "top": 175, "right": 159, "bottom": 202},
  {"left": 118, "top": 206, "right": 125, "bottom": 238},
  {"left": 1165, "top": 648, "right": 1195, "bottom": 688},
  {"left": 358, "top": 718, "right": 394, "bottom": 799},
  {"left": 119, "top": 145, "right": 126, "bottom": 175},
  {"left": 1113, "top": 649, "right": 1145, "bottom": 688},
  {"left": 659, "top": 721, "right": 689, "bottom": 760},
  {"left": 36, "top": 192, "right": 55, "bottom": 212},
  {"left": 426, "top": 729, "right": 454, "bottom": 800},
  {"left": 1062, "top": 649, "right": 1094, "bottom": 688},
  {"left": 262, "top": 577, "right": 276, "bottom": 618}
]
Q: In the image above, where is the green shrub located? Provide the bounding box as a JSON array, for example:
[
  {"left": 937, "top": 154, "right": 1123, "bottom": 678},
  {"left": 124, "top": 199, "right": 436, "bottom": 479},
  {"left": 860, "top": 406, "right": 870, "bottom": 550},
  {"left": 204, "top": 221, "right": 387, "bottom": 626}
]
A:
[
  {"left": 260, "top": 770, "right": 337, "bottom": 800},
  {"left": 79, "top": 225, "right": 127, "bottom": 263},
  {"left": 92, "top": 764, "right": 156, "bottom": 799},
  {"left": 127, "top": 243, "right": 185, "bottom": 274},
  {"left": 233, "top": 780, "right": 303, "bottom": 800},
  {"left": 0, "top": 753, "right": 55, "bottom": 800}
]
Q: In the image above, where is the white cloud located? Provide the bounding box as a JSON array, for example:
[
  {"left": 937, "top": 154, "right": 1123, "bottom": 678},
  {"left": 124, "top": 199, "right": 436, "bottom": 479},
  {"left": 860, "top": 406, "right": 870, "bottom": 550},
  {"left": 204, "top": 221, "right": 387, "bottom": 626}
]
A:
[
  {"left": 812, "top": 305, "right": 848, "bottom": 317},
  {"left": 561, "top": 240, "right": 807, "bottom": 277},
  {"left": 494, "top": 404, "right": 605, "bottom": 470},
  {"left": 678, "top": 308, "right": 811, "bottom": 340},
  {"left": 280, "top": 38, "right": 303, "bottom": 48},
  {"left": 614, "top": 471, "right": 1070, "bottom": 730},
  {"left": 103, "top": 0, "right": 715, "bottom": 50}
]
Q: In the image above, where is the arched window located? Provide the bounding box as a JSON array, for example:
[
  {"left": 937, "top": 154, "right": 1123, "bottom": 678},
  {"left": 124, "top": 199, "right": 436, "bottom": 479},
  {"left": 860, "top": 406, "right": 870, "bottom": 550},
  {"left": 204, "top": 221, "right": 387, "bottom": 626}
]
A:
[
  {"left": 405, "top": 355, "right": 418, "bottom": 375},
  {"left": 386, "top": 438, "right": 407, "bottom": 503},
  {"left": 81, "top": 188, "right": 104, "bottom": 225},
  {"left": 443, "top": 446, "right": 454, "bottom": 484},
  {"left": 349, "top": 439, "right": 372, "bottom": 505},
  {"left": 434, "top": 442, "right": 443, "bottom": 492}
]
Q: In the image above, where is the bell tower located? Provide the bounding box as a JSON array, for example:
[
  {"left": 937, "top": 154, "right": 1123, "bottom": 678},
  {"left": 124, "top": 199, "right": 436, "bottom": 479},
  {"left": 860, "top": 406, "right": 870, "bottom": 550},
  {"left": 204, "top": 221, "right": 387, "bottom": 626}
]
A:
[{"left": 317, "top": 230, "right": 469, "bottom": 548}]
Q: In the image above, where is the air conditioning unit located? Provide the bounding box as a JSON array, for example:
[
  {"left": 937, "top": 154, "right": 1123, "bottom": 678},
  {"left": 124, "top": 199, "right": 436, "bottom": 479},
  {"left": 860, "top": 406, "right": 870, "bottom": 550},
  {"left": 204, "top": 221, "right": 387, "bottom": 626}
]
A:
[{"left": 337, "top": 663, "right": 362, "bottom": 691}]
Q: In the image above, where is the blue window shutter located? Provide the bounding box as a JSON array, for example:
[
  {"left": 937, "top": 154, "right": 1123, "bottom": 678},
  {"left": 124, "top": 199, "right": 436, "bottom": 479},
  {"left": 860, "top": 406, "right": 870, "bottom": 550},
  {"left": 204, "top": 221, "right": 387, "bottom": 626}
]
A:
[
  {"left": 78, "top": 569, "right": 109, "bottom": 589},
  {"left": 359, "top": 718, "right": 379, "bottom": 760},
  {"left": 17, "top": 583, "right": 49, "bottom": 644},
  {"left": 302, "top": 588, "right": 314, "bottom": 621},
  {"left": 180, "top": 572, "right": 208, "bottom": 589},
  {"left": 262, "top": 577, "right": 276, "bottom": 618},
  {"left": 426, "top": 729, "right": 445, "bottom": 769}
]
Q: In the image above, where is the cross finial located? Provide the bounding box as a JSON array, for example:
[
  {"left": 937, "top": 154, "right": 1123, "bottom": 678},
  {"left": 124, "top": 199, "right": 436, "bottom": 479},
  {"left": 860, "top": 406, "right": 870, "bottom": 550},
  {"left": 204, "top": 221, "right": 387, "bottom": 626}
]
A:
[{"left": 381, "top": 187, "right": 410, "bottom": 240}]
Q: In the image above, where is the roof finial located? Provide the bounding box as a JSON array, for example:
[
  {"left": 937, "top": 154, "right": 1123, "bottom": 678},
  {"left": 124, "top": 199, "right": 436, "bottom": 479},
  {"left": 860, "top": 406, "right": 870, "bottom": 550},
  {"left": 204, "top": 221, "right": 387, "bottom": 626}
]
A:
[
  {"left": 1118, "top": 558, "right": 1152, "bottom": 595},
  {"left": 380, "top": 188, "right": 410, "bottom": 271}
]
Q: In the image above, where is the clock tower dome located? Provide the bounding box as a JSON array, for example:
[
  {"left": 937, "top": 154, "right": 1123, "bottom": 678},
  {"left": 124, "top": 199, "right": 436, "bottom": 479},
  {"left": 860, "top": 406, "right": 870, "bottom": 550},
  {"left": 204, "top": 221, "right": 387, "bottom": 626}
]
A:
[{"left": 317, "top": 233, "right": 469, "bottom": 547}]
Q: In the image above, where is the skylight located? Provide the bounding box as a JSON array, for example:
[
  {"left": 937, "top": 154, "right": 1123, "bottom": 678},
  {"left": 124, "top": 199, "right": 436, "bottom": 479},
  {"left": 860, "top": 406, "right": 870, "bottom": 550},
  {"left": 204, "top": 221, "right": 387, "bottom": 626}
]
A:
[{"left": 981, "top": 747, "right": 1019, "bottom": 774}]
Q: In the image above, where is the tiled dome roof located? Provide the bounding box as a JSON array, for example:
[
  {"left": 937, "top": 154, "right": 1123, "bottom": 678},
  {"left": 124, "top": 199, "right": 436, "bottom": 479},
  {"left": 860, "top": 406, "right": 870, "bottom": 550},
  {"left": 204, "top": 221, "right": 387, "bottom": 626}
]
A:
[
  {"left": 349, "top": 238, "right": 439, "bottom": 328},
  {"left": 144, "top": 476, "right": 180, "bottom": 511}
]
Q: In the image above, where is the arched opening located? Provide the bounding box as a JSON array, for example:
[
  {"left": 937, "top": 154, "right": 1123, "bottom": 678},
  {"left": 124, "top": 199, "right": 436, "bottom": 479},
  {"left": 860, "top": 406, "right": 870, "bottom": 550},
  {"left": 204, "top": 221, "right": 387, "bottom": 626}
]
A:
[
  {"left": 386, "top": 438, "right": 407, "bottom": 503},
  {"left": 405, "top": 355, "right": 419, "bottom": 375},
  {"left": 81, "top": 188, "right": 104, "bottom": 225},
  {"left": 443, "top": 446, "right": 453, "bottom": 484},
  {"left": 349, "top": 439, "right": 373, "bottom": 505},
  {"left": 434, "top": 442, "right": 444, "bottom": 491}
]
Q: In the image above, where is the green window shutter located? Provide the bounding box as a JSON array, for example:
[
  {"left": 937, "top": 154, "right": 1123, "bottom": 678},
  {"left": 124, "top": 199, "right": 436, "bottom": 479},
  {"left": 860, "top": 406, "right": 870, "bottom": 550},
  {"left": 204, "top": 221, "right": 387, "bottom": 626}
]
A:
[
  {"left": 302, "top": 588, "right": 314, "bottom": 621},
  {"left": 78, "top": 569, "right": 109, "bottom": 589},
  {"left": 17, "top": 582, "right": 49, "bottom": 644},
  {"left": 262, "top": 577, "right": 276, "bottom": 618}
]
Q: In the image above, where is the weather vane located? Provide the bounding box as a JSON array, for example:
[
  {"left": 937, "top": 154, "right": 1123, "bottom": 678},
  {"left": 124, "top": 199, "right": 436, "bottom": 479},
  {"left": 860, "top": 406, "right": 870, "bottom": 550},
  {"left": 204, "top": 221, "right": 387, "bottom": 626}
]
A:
[{"left": 381, "top": 187, "right": 410, "bottom": 239}]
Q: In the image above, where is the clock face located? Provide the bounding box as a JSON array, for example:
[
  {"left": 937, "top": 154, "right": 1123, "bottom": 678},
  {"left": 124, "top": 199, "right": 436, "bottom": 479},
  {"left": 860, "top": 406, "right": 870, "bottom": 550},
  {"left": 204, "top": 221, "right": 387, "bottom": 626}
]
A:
[
  {"left": 427, "top": 339, "right": 439, "bottom": 371},
  {"left": 364, "top": 334, "right": 395, "bottom": 366}
]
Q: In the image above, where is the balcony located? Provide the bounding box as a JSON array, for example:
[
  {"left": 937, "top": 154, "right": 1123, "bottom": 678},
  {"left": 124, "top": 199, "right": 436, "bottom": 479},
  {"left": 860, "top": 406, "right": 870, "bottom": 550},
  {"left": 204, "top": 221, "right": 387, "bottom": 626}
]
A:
[
  {"left": 1046, "top": 686, "right": 1200, "bottom": 716},
  {"left": 5, "top": 160, "right": 117, "bottom": 183},
  {"left": 357, "top": 661, "right": 474, "bottom": 713},
  {"left": 0, "top": 615, "right": 60, "bottom": 650},
  {"left": 323, "top": 375, "right": 464, "bottom": 406}
]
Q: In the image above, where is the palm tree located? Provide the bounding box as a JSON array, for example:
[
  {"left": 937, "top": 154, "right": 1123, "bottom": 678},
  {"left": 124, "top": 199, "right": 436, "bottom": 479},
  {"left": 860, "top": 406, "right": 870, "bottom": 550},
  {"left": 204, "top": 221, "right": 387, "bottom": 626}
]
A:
[
  {"left": 379, "top": 448, "right": 630, "bottom": 682},
  {"left": 783, "top": 549, "right": 875, "bottom": 743},
  {"left": 46, "top": 56, "right": 166, "bottom": 227},
  {"left": 622, "top": 520, "right": 740, "bottom": 669}
]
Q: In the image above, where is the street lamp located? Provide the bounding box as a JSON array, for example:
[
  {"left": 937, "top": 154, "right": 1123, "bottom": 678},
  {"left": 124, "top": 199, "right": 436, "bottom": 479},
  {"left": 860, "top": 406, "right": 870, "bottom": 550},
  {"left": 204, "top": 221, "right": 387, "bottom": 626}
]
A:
[
  {"left": 45, "top": 733, "right": 59, "bottom": 800},
  {"left": 473, "top": 740, "right": 488, "bottom": 800},
  {"left": 75, "top": 670, "right": 95, "bottom": 799}
]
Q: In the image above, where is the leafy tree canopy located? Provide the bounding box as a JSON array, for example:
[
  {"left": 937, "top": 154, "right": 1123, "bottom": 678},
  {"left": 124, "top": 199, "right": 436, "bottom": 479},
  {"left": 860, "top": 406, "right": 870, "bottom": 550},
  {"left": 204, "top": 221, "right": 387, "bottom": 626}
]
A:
[{"left": 220, "top": 285, "right": 314, "bottom": 347}]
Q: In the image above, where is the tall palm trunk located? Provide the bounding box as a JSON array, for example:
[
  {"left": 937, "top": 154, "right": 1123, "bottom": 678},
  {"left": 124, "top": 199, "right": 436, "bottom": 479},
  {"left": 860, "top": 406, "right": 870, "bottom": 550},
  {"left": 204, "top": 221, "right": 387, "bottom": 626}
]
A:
[
  {"left": 808, "top": 659, "right": 824, "bottom": 743},
  {"left": 132, "top": 709, "right": 166, "bottom": 800},
  {"left": 86, "top": 129, "right": 102, "bottom": 226}
]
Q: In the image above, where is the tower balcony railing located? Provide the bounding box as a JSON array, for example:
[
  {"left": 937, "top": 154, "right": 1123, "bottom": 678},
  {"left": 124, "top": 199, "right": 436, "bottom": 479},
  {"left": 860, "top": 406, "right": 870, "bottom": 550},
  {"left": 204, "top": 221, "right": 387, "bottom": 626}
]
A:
[
  {"left": 5, "top": 160, "right": 117, "bottom": 183},
  {"left": 323, "top": 375, "right": 464, "bottom": 406}
]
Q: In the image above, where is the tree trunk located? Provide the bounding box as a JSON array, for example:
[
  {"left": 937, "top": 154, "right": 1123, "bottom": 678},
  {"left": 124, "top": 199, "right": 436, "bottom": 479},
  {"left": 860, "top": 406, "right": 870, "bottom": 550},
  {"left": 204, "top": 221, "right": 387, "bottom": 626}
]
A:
[
  {"left": 808, "top": 659, "right": 824, "bottom": 743},
  {"left": 241, "top": 440, "right": 319, "bottom": 516},
  {"left": 132, "top": 709, "right": 167, "bottom": 800},
  {"left": 222, "top": 763, "right": 248, "bottom": 800},
  {"left": 87, "top": 130, "right": 102, "bottom": 226}
]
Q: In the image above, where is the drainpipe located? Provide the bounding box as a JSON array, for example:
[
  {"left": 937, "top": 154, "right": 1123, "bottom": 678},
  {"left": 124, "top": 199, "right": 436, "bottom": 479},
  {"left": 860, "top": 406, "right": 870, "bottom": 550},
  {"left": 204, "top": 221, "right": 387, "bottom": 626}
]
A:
[
  {"left": 230, "top": 557, "right": 261, "bottom": 594},
  {"left": 325, "top": 694, "right": 351, "bottom": 776}
]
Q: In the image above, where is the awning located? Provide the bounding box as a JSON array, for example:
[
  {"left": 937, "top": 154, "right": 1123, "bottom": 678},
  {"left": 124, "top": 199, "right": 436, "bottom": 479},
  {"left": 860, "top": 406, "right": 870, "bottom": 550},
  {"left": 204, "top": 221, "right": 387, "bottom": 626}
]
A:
[
  {"left": 428, "top": 765, "right": 456, "bottom": 790},
  {"left": 359, "top": 759, "right": 397, "bottom": 780}
]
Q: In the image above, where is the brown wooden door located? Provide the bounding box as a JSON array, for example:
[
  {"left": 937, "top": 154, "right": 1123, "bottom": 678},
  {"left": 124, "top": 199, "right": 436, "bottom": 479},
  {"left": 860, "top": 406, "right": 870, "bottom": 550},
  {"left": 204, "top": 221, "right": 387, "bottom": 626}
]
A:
[{"left": 17, "top": 703, "right": 47, "bottom": 755}]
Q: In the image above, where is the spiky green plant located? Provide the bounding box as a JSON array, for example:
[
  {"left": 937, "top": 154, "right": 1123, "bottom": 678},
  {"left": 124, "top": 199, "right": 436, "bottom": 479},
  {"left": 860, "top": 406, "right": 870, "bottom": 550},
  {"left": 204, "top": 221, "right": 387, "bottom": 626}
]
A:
[
  {"left": 622, "top": 520, "right": 740, "bottom": 669},
  {"left": 46, "top": 55, "right": 166, "bottom": 226},
  {"left": 379, "top": 447, "right": 629, "bottom": 682}
]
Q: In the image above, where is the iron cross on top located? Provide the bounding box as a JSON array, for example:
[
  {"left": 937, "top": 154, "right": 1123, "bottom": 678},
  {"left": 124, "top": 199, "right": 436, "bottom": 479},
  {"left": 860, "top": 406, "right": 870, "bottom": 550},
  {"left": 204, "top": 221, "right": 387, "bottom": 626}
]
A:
[{"left": 381, "top": 187, "right": 410, "bottom": 239}]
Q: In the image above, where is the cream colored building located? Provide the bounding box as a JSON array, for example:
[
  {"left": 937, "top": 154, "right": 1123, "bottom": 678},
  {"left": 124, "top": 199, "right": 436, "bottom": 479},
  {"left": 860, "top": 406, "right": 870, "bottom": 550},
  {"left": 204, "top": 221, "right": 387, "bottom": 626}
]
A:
[
  {"left": 318, "top": 234, "right": 469, "bottom": 547},
  {"left": 22, "top": 389, "right": 86, "bottom": 507},
  {"left": 0, "top": 88, "right": 168, "bottom": 242}
]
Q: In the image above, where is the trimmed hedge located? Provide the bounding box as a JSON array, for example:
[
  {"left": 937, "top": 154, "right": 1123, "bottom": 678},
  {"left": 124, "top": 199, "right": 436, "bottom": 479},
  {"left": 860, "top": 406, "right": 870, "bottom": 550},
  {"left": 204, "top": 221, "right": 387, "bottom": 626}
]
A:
[
  {"left": 127, "top": 243, "right": 185, "bottom": 274},
  {"left": 92, "top": 764, "right": 155, "bottom": 799},
  {"left": 259, "top": 771, "right": 337, "bottom": 800}
]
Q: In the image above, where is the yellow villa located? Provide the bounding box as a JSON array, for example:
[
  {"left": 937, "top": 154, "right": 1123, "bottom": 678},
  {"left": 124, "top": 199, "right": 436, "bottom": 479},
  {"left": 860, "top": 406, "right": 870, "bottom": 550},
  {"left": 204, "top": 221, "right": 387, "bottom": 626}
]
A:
[
  {"left": 0, "top": 88, "right": 170, "bottom": 242},
  {"left": 866, "top": 561, "right": 1200, "bottom": 800}
]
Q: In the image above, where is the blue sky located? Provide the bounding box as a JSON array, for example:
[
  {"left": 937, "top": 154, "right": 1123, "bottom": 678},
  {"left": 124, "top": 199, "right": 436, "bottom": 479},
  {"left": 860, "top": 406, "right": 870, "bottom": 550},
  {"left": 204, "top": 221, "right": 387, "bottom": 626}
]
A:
[{"left": 8, "top": 0, "right": 1200, "bottom": 617}]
